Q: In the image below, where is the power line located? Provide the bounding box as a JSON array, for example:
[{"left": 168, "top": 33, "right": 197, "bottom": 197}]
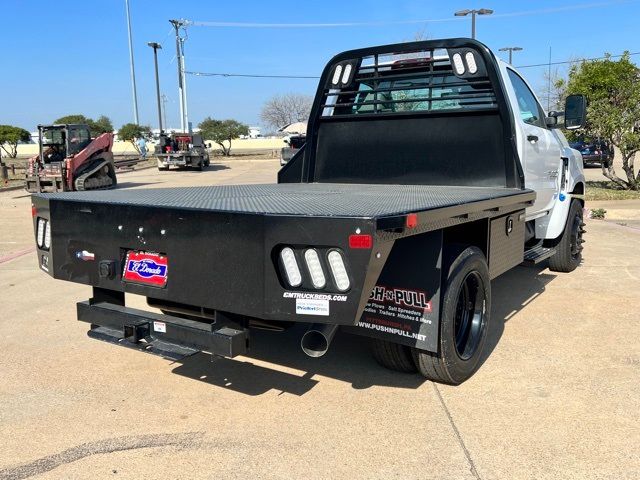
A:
[
  {"left": 184, "top": 0, "right": 636, "bottom": 28},
  {"left": 517, "top": 51, "right": 640, "bottom": 68},
  {"left": 186, "top": 71, "right": 318, "bottom": 79},
  {"left": 185, "top": 51, "right": 640, "bottom": 79}
]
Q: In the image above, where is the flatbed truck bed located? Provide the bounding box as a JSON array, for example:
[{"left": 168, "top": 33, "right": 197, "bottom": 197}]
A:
[{"left": 39, "top": 183, "right": 533, "bottom": 218}]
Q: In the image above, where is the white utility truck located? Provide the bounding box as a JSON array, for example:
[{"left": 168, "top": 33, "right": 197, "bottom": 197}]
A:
[{"left": 32, "top": 38, "right": 587, "bottom": 384}]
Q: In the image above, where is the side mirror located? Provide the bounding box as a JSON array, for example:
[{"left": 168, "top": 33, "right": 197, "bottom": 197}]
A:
[
  {"left": 545, "top": 112, "right": 560, "bottom": 128},
  {"left": 564, "top": 94, "right": 587, "bottom": 130}
]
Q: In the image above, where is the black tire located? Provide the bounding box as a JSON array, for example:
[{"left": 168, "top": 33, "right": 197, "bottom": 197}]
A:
[
  {"left": 371, "top": 338, "right": 418, "bottom": 373},
  {"left": 158, "top": 166, "right": 169, "bottom": 171},
  {"left": 548, "top": 199, "right": 584, "bottom": 273},
  {"left": 413, "top": 246, "right": 491, "bottom": 385}
]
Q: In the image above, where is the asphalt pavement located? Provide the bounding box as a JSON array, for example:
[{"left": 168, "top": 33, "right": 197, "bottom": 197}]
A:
[{"left": 0, "top": 159, "right": 638, "bottom": 479}]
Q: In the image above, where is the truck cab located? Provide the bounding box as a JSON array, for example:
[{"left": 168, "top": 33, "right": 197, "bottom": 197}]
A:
[{"left": 497, "top": 61, "right": 585, "bottom": 240}]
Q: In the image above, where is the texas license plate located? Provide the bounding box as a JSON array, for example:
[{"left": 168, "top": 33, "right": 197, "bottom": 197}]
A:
[{"left": 123, "top": 251, "right": 168, "bottom": 287}]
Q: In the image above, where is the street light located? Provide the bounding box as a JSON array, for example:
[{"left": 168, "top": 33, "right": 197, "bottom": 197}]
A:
[
  {"left": 124, "top": 0, "right": 139, "bottom": 124},
  {"left": 499, "top": 46, "right": 523, "bottom": 64},
  {"left": 147, "top": 42, "right": 163, "bottom": 133},
  {"left": 454, "top": 8, "right": 494, "bottom": 39}
]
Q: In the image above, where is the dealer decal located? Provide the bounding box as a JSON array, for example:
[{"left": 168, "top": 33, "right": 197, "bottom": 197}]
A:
[
  {"left": 123, "top": 251, "right": 168, "bottom": 287},
  {"left": 296, "top": 298, "right": 330, "bottom": 316}
]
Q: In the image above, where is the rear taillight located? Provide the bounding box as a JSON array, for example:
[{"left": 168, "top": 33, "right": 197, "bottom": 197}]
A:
[
  {"left": 280, "top": 247, "right": 302, "bottom": 287},
  {"left": 44, "top": 221, "right": 51, "bottom": 249},
  {"left": 327, "top": 251, "right": 350, "bottom": 292},
  {"left": 304, "top": 249, "right": 326, "bottom": 289},
  {"left": 36, "top": 218, "right": 46, "bottom": 248}
]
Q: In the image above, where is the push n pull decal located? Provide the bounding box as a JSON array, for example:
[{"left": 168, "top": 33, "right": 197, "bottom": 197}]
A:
[{"left": 348, "top": 231, "right": 442, "bottom": 353}]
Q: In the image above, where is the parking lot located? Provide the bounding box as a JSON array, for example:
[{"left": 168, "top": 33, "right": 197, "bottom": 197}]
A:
[{"left": 0, "top": 159, "right": 639, "bottom": 479}]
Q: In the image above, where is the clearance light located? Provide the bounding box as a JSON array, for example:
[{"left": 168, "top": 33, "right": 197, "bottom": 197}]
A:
[
  {"left": 331, "top": 65, "right": 343, "bottom": 85},
  {"left": 349, "top": 234, "right": 372, "bottom": 249},
  {"left": 452, "top": 53, "right": 465, "bottom": 75},
  {"left": 406, "top": 213, "right": 418, "bottom": 229},
  {"left": 327, "top": 251, "right": 350, "bottom": 291},
  {"left": 44, "top": 220, "right": 51, "bottom": 249},
  {"left": 36, "top": 218, "right": 46, "bottom": 248},
  {"left": 465, "top": 52, "right": 478, "bottom": 74},
  {"left": 341, "top": 64, "right": 352, "bottom": 84},
  {"left": 280, "top": 247, "right": 302, "bottom": 287},
  {"left": 304, "top": 249, "right": 326, "bottom": 289}
]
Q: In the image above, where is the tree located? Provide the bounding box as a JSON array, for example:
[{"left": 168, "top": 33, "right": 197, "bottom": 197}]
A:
[
  {"left": 260, "top": 93, "right": 313, "bottom": 130},
  {"left": 118, "top": 123, "right": 152, "bottom": 154},
  {"left": 198, "top": 118, "right": 249, "bottom": 156},
  {"left": 53, "top": 114, "right": 114, "bottom": 138},
  {"left": 0, "top": 125, "right": 31, "bottom": 158},
  {"left": 566, "top": 53, "right": 640, "bottom": 190},
  {"left": 54, "top": 114, "right": 90, "bottom": 125},
  {"left": 539, "top": 67, "right": 568, "bottom": 114},
  {"left": 92, "top": 116, "right": 114, "bottom": 136}
]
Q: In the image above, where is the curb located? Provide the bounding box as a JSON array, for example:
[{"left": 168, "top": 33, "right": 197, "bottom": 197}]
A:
[{"left": 0, "top": 184, "right": 25, "bottom": 193}]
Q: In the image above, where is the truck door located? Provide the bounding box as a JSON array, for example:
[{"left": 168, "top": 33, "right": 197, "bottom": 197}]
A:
[{"left": 505, "top": 69, "right": 562, "bottom": 216}]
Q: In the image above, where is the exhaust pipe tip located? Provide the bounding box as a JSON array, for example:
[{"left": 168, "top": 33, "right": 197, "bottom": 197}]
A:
[{"left": 301, "top": 324, "right": 338, "bottom": 358}]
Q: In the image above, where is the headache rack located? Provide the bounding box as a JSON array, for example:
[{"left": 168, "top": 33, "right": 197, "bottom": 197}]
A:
[{"left": 319, "top": 46, "right": 498, "bottom": 118}]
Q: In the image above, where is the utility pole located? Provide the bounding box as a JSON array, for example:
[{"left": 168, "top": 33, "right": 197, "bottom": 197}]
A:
[
  {"left": 125, "top": 0, "right": 139, "bottom": 124},
  {"left": 147, "top": 42, "right": 163, "bottom": 133},
  {"left": 169, "top": 19, "right": 188, "bottom": 133},
  {"left": 180, "top": 37, "right": 190, "bottom": 132},
  {"left": 161, "top": 94, "right": 168, "bottom": 131},
  {"left": 547, "top": 46, "right": 552, "bottom": 112},
  {"left": 498, "top": 46, "right": 523, "bottom": 64},
  {"left": 454, "top": 8, "right": 493, "bottom": 39}
]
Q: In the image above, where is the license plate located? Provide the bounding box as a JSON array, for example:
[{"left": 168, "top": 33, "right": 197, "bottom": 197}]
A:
[{"left": 123, "top": 251, "right": 168, "bottom": 287}]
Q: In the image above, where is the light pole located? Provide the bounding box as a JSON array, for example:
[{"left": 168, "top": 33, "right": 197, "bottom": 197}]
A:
[
  {"left": 147, "top": 42, "right": 163, "bottom": 133},
  {"left": 169, "top": 19, "right": 188, "bottom": 133},
  {"left": 499, "top": 46, "right": 523, "bottom": 64},
  {"left": 454, "top": 8, "right": 493, "bottom": 39},
  {"left": 124, "top": 0, "right": 139, "bottom": 124}
]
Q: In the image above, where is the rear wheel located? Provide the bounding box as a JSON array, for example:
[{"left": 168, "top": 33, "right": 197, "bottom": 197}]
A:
[
  {"left": 413, "top": 246, "right": 491, "bottom": 385},
  {"left": 548, "top": 199, "right": 584, "bottom": 273},
  {"left": 371, "top": 339, "right": 417, "bottom": 373}
]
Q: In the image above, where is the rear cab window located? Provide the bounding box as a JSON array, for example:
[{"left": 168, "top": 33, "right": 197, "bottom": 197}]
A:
[{"left": 321, "top": 50, "right": 498, "bottom": 118}]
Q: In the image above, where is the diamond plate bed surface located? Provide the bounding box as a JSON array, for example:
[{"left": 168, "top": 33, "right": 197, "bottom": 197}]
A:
[{"left": 38, "top": 184, "right": 531, "bottom": 218}]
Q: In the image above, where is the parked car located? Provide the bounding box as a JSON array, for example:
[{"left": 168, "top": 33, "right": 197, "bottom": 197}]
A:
[
  {"left": 280, "top": 135, "right": 306, "bottom": 166},
  {"left": 570, "top": 138, "right": 613, "bottom": 167}
]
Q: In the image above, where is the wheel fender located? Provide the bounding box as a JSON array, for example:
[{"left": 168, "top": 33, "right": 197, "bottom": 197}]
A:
[
  {"left": 536, "top": 193, "right": 581, "bottom": 240},
  {"left": 536, "top": 149, "right": 584, "bottom": 240}
]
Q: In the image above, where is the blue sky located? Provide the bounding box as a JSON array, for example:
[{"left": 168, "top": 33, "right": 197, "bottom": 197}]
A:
[{"left": 1, "top": 0, "right": 638, "bottom": 131}]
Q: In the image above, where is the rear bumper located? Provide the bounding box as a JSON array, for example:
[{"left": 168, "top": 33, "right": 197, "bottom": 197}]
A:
[
  {"left": 157, "top": 155, "right": 200, "bottom": 166},
  {"left": 78, "top": 297, "right": 248, "bottom": 359}
]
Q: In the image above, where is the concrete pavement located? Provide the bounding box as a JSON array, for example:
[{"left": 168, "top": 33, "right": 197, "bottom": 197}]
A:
[{"left": 0, "top": 160, "right": 638, "bottom": 479}]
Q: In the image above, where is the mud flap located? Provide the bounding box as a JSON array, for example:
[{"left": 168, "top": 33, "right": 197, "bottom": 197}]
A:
[{"left": 344, "top": 231, "right": 442, "bottom": 353}]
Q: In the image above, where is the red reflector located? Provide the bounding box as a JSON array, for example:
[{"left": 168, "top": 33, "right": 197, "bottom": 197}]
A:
[
  {"left": 406, "top": 213, "right": 418, "bottom": 229},
  {"left": 349, "top": 234, "right": 373, "bottom": 249},
  {"left": 31, "top": 205, "right": 37, "bottom": 218}
]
